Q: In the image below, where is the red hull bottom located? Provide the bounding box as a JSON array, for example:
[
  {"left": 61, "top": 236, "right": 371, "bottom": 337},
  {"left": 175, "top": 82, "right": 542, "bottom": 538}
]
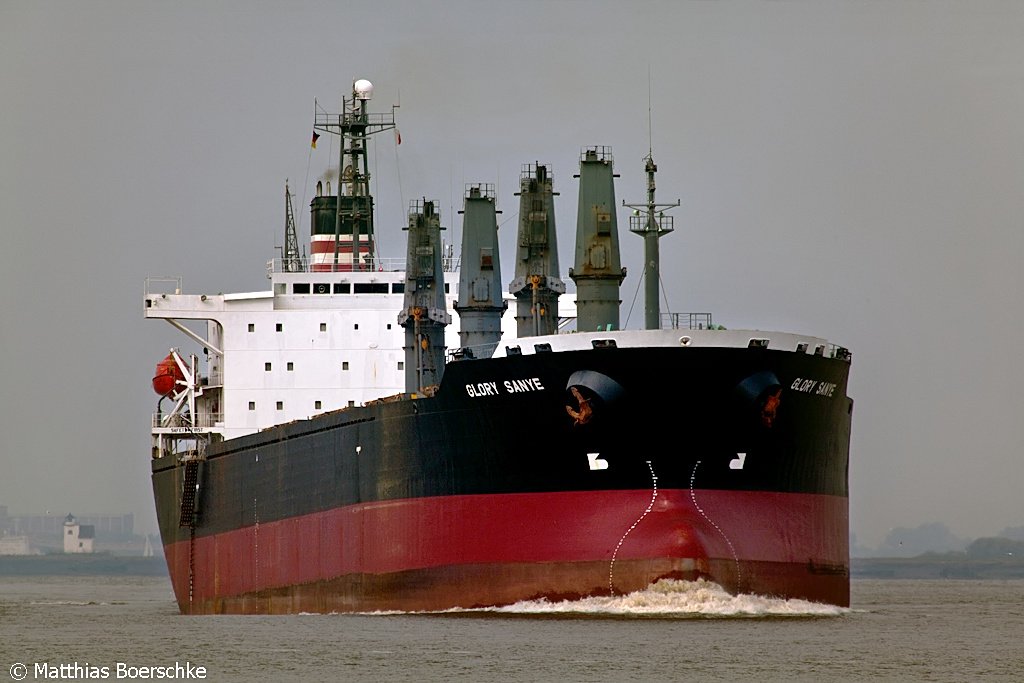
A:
[
  {"left": 164, "top": 489, "right": 849, "bottom": 614},
  {"left": 171, "top": 558, "right": 848, "bottom": 615}
]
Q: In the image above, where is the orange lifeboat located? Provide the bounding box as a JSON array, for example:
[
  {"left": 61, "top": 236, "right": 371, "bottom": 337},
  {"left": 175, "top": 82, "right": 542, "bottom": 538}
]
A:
[{"left": 152, "top": 353, "right": 185, "bottom": 396}]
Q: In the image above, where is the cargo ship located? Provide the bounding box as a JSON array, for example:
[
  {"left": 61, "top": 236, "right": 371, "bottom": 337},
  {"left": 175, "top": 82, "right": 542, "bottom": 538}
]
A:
[{"left": 146, "top": 79, "right": 852, "bottom": 614}]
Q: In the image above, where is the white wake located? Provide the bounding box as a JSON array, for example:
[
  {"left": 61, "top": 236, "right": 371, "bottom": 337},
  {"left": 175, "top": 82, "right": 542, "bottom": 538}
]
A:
[{"left": 447, "top": 579, "right": 848, "bottom": 618}]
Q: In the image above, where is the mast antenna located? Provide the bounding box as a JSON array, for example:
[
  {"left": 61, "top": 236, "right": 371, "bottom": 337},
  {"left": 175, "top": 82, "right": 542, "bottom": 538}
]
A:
[{"left": 648, "top": 65, "right": 653, "bottom": 155}]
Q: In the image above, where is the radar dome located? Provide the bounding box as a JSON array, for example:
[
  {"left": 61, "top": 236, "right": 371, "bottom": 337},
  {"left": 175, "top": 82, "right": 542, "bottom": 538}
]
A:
[{"left": 353, "top": 79, "right": 373, "bottom": 100}]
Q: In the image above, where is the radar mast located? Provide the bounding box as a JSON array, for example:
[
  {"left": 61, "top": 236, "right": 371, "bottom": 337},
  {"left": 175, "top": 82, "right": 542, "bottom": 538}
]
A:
[{"left": 312, "top": 79, "right": 396, "bottom": 271}]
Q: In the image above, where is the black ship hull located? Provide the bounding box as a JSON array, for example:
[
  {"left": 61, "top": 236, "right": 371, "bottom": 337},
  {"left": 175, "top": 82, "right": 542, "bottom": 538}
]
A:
[{"left": 153, "top": 343, "right": 852, "bottom": 613}]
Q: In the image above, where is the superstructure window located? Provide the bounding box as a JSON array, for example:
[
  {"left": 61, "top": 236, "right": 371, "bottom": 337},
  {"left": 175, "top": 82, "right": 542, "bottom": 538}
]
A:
[
  {"left": 292, "top": 283, "right": 310, "bottom": 294},
  {"left": 276, "top": 401, "right": 283, "bottom": 411},
  {"left": 354, "top": 283, "right": 389, "bottom": 294},
  {"left": 397, "top": 361, "right": 404, "bottom": 370},
  {"left": 248, "top": 402, "right": 255, "bottom": 411},
  {"left": 265, "top": 362, "right": 272, "bottom": 371},
  {"left": 333, "top": 283, "right": 350, "bottom": 294},
  {"left": 320, "top": 322, "right": 327, "bottom": 332},
  {"left": 342, "top": 362, "right": 350, "bottom": 371},
  {"left": 387, "top": 324, "right": 392, "bottom": 330},
  {"left": 287, "top": 362, "right": 294, "bottom": 371},
  {"left": 348, "top": 401, "right": 355, "bottom": 408},
  {"left": 314, "top": 400, "right": 322, "bottom": 410},
  {"left": 314, "top": 283, "right": 330, "bottom": 294},
  {"left": 276, "top": 323, "right": 283, "bottom": 332},
  {"left": 247, "top": 323, "right": 255, "bottom": 333},
  {"left": 354, "top": 323, "right": 359, "bottom": 330},
  {"left": 391, "top": 283, "right": 405, "bottom": 293}
]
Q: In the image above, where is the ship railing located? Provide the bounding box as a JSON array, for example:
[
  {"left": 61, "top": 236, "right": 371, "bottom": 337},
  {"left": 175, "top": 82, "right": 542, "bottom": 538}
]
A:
[
  {"left": 661, "top": 312, "right": 715, "bottom": 330},
  {"left": 829, "top": 345, "right": 853, "bottom": 362},
  {"left": 144, "top": 276, "right": 183, "bottom": 297},
  {"left": 630, "top": 213, "right": 675, "bottom": 235},
  {"left": 314, "top": 110, "right": 396, "bottom": 130},
  {"left": 465, "top": 183, "right": 495, "bottom": 199},
  {"left": 201, "top": 369, "right": 224, "bottom": 387},
  {"left": 268, "top": 257, "right": 407, "bottom": 273},
  {"left": 152, "top": 413, "right": 224, "bottom": 429},
  {"left": 580, "top": 145, "right": 613, "bottom": 163},
  {"left": 268, "top": 256, "right": 462, "bottom": 275}
]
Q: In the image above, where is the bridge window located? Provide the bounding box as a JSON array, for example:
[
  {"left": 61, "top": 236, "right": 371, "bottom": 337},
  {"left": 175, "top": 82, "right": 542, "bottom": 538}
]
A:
[{"left": 354, "top": 283, "right": 389, "bottom": 294}]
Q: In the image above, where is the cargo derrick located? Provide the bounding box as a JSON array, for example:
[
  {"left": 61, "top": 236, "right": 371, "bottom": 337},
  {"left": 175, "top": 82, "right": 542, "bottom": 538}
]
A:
[
  {"left": 399, "top": 199, "right": 450, "bottom": 393},
  {"left": 454, "top": 184, "right": 506, "bottom": 358},
  {"left": 569, "top": 147, "right": 626, "bottom": 332},
  {"left": 509, "top": 163, "right": 565, "bottom": 337}
]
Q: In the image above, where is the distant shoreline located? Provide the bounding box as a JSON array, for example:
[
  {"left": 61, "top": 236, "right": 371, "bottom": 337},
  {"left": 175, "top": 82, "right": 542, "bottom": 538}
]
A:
[
  {"left": 852, "top": 556, "right": 1024, "bottom": 580},
  {"left": 0, "top": 554, "right": 167, "bottom": 576}
]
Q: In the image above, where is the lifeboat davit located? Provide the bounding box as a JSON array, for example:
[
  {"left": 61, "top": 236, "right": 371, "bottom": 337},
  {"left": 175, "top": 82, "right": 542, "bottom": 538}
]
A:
[{"left": 152, "top": 353, "right": 185, "bottom": 396}]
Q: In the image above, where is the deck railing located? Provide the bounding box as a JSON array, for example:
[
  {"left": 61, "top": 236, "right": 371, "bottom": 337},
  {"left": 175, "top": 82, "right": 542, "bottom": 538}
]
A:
[
  {"left": 152, "top": 413, "right": 224, "bottom": 429},
  {"left": 661, "top": 312, "right": 714, "bottom": 330},
  {"left": 267, "top": 256, "right": 462, "bottom": 275}
]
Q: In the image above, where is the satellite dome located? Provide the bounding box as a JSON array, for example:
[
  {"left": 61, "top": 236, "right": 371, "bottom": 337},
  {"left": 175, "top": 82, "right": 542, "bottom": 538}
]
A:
[{"left": 353, "top": 79, "right": 374, "bottom": 100}]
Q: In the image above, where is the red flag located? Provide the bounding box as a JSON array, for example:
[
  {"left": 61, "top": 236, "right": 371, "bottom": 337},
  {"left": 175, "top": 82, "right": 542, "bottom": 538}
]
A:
[
  {"left": 395, "top": 129, "right": 402, "bottom": 145},
  {"left": 311, "top": 131, "right": 320, "bottom": 149}
]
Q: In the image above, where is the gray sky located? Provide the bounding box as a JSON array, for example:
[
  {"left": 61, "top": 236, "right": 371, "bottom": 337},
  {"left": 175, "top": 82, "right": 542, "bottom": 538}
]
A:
[{"left": 1, "top": 1, "right": 1022, "bottom": 547}]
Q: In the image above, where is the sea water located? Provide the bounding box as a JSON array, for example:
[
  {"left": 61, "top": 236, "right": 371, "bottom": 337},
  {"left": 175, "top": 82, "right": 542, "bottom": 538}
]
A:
[{"left": 1, "top": 576, "right": 1021, "bottom": 682}]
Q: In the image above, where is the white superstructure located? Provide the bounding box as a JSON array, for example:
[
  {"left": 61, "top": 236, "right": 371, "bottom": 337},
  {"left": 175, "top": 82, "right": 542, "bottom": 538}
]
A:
[{"left": 145, "top": 261, "right": 523, "bottom": 443}]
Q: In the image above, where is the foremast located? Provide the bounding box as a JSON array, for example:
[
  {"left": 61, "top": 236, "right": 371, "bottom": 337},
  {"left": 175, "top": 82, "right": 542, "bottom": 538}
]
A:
[{"left": 623, "top": 154, "right": 680, "bottom": 329}]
